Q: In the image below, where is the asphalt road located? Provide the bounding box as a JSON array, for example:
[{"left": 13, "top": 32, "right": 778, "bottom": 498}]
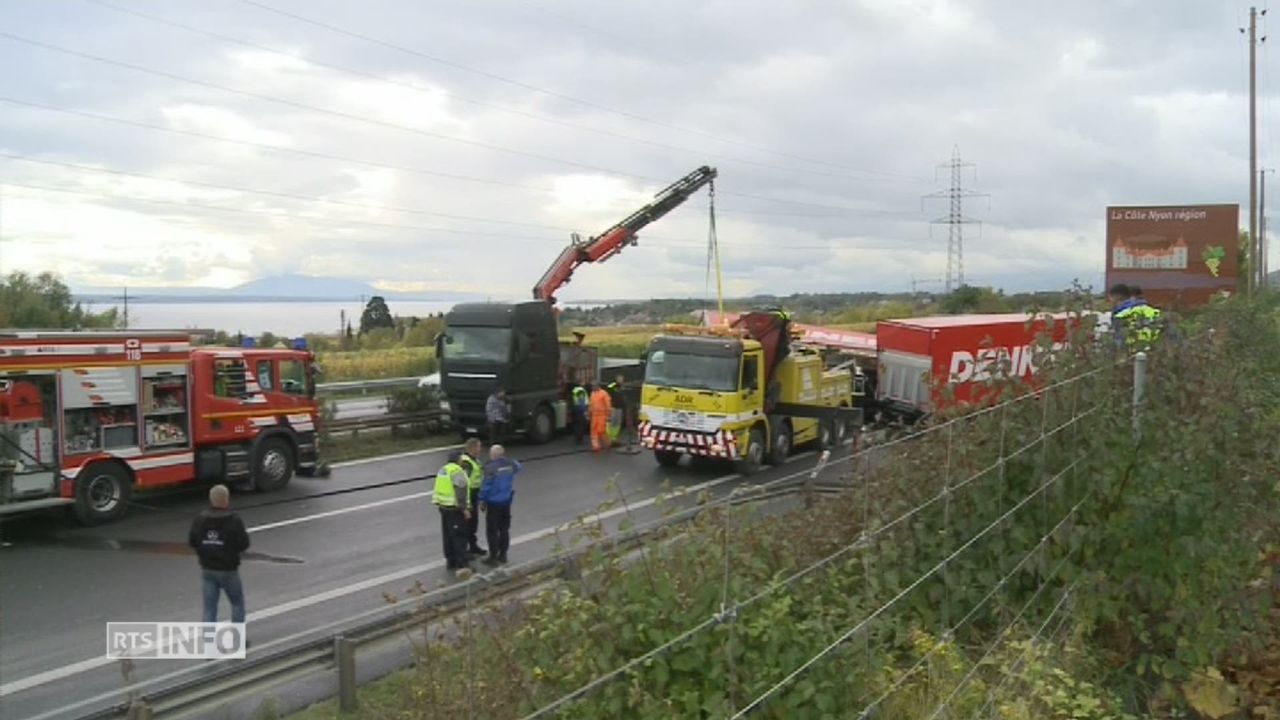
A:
[{"left": 0, "top": 435, "right": 849, "bottom": 720}]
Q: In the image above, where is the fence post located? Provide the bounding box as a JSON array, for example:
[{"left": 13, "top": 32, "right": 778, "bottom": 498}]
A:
[
  {"left": 334, "top": 635, "right": 358, "bottom": 711},
  {"left": 1132, "top": 351, "right": 1148, "bottom": 439}
]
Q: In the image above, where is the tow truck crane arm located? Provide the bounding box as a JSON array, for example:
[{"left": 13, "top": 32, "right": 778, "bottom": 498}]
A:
[{"left": 532, "top": 165, "right": 718, "bottom": 303}]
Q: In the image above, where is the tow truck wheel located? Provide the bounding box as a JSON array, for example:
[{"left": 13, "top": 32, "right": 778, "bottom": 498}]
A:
[
  {"left": 252, "top": 437, "right": 294, "bottom": 492},
  {"left": 73, "top": 463, "right": 132, "bottom": 525},
  {"left": 529, "top": 405, "right": 555, "bottom": 445},
  {"left": 767, "top": 422, "right": 792, "bottom": 466},
  {"left": 735, "top": 428, "right": 765, "bottom": 475},
  {"left": 654, "top": 450, "right": 681, "bottom": 468}
]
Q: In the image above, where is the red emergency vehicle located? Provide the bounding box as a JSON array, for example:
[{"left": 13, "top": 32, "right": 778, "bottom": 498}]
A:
[
  {"left": 0, "top": 331, "right": 320, "bottom": 524},
  {"left": 873, "top": 313, "right": 1073, "bottom": 422}
]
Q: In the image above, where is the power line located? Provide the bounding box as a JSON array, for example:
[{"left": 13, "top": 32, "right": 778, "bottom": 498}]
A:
[
  {"left": 1, "top": 178, "right": 915, "bottom": 252},
  {"left": 85, "top": 0, "right": 925, "bottom": 187},
  {"left": 0, "top": 96, "right": 559, "bottom": 194},
  {"left": 0, "top": 153, "right": 573, "bottom": 232},
  {"left": 0, "top": 31, "right": 660, "bottom": 180},
  {"left": 0, "top": 96, "right": 902, "bottom": 217},
  {"left": 239, "top": 0, "right": 929, "bottom": 182}
]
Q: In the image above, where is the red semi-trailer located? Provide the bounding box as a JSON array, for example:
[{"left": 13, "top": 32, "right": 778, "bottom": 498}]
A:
[{"left": 873, "top": 313, "right": 1073, "bottom": 423}]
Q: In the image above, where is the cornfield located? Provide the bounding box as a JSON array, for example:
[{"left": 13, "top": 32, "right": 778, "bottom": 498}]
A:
[{"left": 315, "top": 347, "right": 436, "bottom": 381}]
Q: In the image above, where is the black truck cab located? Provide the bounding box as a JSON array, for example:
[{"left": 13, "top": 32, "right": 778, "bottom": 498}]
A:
[{"left": 439, "top": 301, "right": 591, "bottom": 443}]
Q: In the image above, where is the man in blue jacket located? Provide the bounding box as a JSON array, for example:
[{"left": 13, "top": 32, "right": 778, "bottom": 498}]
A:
[{"left": 479, "top": 444, "right": 521, "bottom": 566}]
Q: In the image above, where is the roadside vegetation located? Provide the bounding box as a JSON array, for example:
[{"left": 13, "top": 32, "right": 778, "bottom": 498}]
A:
[{"left": 286, "top": 294, "right": 1280, "bottom": 719}]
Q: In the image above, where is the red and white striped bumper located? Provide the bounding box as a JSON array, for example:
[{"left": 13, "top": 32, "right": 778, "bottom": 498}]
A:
[{"left": 638, "top": 422, "right": 738, "bottom": 459}]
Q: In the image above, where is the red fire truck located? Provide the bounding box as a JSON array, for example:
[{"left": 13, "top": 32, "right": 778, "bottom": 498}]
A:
[{"left": 0, "top": 331, "right": 321, "bottom": 524}]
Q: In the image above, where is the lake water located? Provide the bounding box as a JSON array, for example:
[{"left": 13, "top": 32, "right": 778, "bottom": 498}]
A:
[{"left": 81, "top": 300, "right": 608, "bottom": 337}]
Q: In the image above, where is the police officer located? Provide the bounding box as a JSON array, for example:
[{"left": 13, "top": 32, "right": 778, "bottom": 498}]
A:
[
  {"left": 433, "top": 451, "right": 473, "bottom": 580},
  {"left": 1114, "top": 285, "right": 1163, "bottom": 351},
  {"left": 460, "top": 438, "right": 486, "bottom": 556},
  {"left": 571, "top": 383, "right": 589, "bottom": 445}
]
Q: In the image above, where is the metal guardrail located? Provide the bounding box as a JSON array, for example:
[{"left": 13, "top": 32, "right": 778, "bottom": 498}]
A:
[
  {"left": 79, "top": 477, "right": 822, "bottom": 719},
  {"left": 325, "top": 411, "right": 448, "bottom": 434},
  {"left": 316, "top": 376, "right": 424, "bottom": 395}
]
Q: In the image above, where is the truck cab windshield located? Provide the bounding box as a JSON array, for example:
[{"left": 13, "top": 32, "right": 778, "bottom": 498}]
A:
[
  {"left": 645, "top": 350, "right": 740, "bottom": 392},
  {"left": 442, "top": 327, "right": 513, "bottom": 363}
]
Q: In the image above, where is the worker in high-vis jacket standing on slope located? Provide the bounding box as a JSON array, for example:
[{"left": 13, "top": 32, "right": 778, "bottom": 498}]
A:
[
  {"left": 433, "top": 451, "right": 473, "bottom": 580},
  {"left": 589, "top": 382, "right": 613, "bottom": 453}
]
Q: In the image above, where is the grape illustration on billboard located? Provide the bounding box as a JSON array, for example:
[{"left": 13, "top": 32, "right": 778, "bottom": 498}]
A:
[{"left": 1201, "top": 246, "right": 1226, "bottom": 277}]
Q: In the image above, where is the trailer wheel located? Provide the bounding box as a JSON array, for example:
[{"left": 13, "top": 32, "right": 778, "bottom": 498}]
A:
[
  {"left": 73, "top": 463, "right": 132, "bottom": 525},
  {"left": 735, "top": 427, "right": 765, "bottom": 475},
  {"left": 767, "top": 422, "right": 792, "bottom": 466},
  {"left": 529, "top": 405, "right": 555, "bottom": 445},
  {"left": 253, "top": 437, "right": 294, "bottom": 492},
  {"left": 654, "top": 450, "right": 681, "bottom": 468}
]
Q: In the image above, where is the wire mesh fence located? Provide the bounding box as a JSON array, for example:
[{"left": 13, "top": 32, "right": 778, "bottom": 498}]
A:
[{"left": 404, "top": 346, "right": 1148, "bottom": 720}]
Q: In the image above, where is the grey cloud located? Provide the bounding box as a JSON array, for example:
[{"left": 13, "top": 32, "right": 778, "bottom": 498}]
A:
[{"left": 0, "top": 0, "right": 1265, "bottom": 296}]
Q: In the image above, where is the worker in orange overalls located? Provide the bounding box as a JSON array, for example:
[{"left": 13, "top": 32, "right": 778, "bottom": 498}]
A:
[{"left": 588, "top": 382, "right": 613, "bottom": 453}]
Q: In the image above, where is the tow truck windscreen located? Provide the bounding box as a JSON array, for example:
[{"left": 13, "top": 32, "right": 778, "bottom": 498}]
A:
[
  {"left": 442, "top": 327, "right": 512, "bottom": 363},
  {"left": 644, "top": 349, "right": 740, "bottom": 392}
]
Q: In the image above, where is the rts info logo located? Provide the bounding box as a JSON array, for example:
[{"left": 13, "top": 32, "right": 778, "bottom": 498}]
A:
[{"left": 106, "top": 622, "right": 246, "bottom": 660}]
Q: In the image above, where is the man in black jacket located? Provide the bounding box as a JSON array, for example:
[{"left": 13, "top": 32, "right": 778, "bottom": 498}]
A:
[{"left": 188, "top": 484, "right": 250, "bottom": 624}]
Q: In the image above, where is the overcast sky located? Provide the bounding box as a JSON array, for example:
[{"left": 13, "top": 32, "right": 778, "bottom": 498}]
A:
[{"left": 0, "top": 0, "right": 1270, "bottom": 301}]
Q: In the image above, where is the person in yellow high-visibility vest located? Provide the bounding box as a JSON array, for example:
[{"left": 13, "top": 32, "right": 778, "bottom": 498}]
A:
[
  {"left": 433, "top": 451, "right": 473, "bottom": 580},
  {"left": 460, "top": 438, "right": 486, "bottom": 556}
]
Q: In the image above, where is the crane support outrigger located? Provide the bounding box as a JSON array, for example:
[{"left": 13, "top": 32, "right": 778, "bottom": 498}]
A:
[{"left": 439, "top": 166, "right": 718, "bottom": 444}]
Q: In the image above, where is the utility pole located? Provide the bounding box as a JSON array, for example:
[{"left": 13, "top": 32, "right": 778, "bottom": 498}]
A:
[
  {"left": 924, "top": 147, "right": 988, "bottom": 294},
  {"left": 1243, "top": 8, "right": 1267, "bottom": 293},
  {"left": 1263, "top": 168, "right": 1274, "bottom": 287}
]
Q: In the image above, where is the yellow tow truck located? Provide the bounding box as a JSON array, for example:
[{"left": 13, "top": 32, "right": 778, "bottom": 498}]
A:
[{"left": 637, "top": 310, "right": 861, "bottom": 473}]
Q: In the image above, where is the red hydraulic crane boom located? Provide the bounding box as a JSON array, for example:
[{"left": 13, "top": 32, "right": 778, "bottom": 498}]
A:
[{"left": 532, "top": 165, "right": 718, "bottom": 303}]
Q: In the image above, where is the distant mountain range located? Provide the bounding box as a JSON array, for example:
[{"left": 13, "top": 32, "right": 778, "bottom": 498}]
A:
[{"left": 74, "top": 274, "right": 488, "bottom": 303}]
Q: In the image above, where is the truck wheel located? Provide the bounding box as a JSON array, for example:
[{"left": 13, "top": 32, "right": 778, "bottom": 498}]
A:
[
  {"left": 529, "top": 405, "right": 555, "bottom": 444},
  {"left": 73, "top": 463, "right": 132, "bottom": 525},
  {"left": 819, "top": 418, "right": 835, "bottom": 449},
  {"left": 253, "top": 437, "right": 294, "bottom": 492},
  {"left": 654, "top": 450, "right": 681, "bottom": 467},
  {"left": 735, "top": 428, "right": 765, "bottom": 476},
  {"left": 767, "top": 422, "right": 792, "bottom": 466}
]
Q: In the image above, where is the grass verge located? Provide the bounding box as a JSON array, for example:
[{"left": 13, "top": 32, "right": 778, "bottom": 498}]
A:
[{"left": 321, "top": 429, "right": 458, "bottom": 465}]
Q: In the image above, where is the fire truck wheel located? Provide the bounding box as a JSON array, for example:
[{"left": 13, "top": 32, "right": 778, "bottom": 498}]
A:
[
  {"left": 654, "top": 449, "right": 682, "bottom": 468},
  {"left": 252, "top": 437, "right": 295, "bottom": 492},
  {"left": 767, "top": 422, "right": 792, "bottom": 466},
  {"left": 74, "top": 463, "right": 132, "bottom": 525},
  {"left": 735, "top": 427, "right": 765, "bottom": 475}
]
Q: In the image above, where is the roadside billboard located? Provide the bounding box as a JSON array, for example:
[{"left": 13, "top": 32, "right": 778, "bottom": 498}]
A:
[{"left": 1105, "top": 204, "right": 1239, "bottom": 310}]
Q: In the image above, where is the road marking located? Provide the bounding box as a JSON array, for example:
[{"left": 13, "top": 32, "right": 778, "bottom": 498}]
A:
[
  {"left": 329, "top": 444, "right": 463, "bottom": 469},
  {"left": 247, "top": 492, "right": 432, "bottom": 533},
  {"left": 0, "top": 470, "right": 748, "bottom": 698}
]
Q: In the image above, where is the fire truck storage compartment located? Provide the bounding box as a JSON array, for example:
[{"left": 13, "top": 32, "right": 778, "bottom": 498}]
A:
[
  {"left": 142, "top": 364, "right": 190, "bottom": 449},
  {"left": 60, "top": 366, "right": 140, "bottom": 454},
  {"left": 0, "top": 374, "right": 59, "bottom": 500}
]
